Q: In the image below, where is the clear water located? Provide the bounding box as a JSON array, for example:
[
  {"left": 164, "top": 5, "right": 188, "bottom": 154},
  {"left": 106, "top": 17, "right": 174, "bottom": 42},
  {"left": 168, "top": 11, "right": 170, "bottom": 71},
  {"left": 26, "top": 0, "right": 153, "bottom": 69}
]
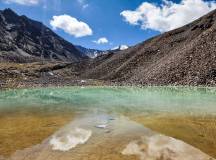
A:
[
  {"left": 0, "top": 86, "right": 216, "bottom": 160},
  {"left": 0, "top": 86, "right": 216, "bottom": 115}
]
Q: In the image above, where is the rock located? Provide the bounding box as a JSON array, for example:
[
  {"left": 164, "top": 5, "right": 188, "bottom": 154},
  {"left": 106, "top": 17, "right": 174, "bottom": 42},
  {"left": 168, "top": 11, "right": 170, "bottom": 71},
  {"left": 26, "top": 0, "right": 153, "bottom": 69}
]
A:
[
  {"left": 0, "top": 8, "right": 87, "bottom": 63},
  {"left": 83, "top": 9, "right": 216, "bottom": 86},
  {"left": 95, "top": 124, "right": 108, "bottom": 129}
]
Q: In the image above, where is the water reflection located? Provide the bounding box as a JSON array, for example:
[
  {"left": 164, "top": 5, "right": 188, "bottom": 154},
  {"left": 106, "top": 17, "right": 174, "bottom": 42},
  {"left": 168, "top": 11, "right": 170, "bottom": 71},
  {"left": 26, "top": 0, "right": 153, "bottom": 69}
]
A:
[
  {"left": 0, "top": 86, "right": 216, "bottom": 159},
  {"left": 3, "top": 114, "right": 214, "bottom": 160}
]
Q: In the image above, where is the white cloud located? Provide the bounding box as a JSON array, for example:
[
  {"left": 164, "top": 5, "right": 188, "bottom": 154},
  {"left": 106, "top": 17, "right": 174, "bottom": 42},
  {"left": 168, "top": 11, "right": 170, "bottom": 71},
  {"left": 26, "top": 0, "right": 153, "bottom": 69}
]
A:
[
  {"left": 93, "top": 37, "right": 109, "bottom": 44},
  {"left": 3, "top": 0, "right": 40, "bottom": 5},
  {"left": 121, "top": 0, "right": 216, "bottom": 32},
  {"left": 50, "top": 14, "right": 93, "bottom": 38}
]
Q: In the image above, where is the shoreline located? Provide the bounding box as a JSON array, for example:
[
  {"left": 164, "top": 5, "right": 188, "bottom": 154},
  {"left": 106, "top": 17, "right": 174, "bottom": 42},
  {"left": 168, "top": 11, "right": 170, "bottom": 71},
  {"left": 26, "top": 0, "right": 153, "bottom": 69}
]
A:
[{"left": 1, "top": 80, "right": 216, "bottom": 90}]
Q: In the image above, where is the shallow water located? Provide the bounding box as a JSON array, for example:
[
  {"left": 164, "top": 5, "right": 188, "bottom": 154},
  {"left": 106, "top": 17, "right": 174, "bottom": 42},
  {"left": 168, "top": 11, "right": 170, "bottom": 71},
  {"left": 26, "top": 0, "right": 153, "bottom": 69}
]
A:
[{"left": 0, "top": 86, "right": 216, "bottom": 159}]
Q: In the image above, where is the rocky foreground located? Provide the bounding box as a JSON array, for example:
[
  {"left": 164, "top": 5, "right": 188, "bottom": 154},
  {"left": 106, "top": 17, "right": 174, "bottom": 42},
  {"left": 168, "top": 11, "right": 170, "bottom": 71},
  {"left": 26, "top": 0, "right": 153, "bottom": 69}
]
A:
[{"left": 0, "top": 62, "right": 111, "bottom": 89}]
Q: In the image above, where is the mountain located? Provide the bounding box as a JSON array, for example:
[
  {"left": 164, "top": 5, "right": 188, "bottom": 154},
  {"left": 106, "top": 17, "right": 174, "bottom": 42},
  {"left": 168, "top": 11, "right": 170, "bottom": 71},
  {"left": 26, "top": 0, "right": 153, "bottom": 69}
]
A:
[
  {"left": 0, "top": 8, "right": 86, "bottom": 63},
  {"left": 0, "top": 8, "right": 216, "bottom": 88},
  {"left": 83, "top": 9, "right": 216, "bottom": 86},
  {"left": 111, "top": 45, "right": 129, "bottom": 51},
  {"left": 75, "top": 45, "right": 105, "bottom": 58},
  {"left": 75, "top": 45, "right": 129, "bottom": 58}
]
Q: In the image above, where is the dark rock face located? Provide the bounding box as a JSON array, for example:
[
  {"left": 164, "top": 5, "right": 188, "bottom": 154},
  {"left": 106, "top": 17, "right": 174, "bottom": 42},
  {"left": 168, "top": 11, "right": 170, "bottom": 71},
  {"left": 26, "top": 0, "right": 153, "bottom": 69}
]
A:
[
  {"left": 84, "top": 9, "right": 216, "bottom": 86},
  {"left": 0, "top": 8, "right": 86, "bottom": 63}
]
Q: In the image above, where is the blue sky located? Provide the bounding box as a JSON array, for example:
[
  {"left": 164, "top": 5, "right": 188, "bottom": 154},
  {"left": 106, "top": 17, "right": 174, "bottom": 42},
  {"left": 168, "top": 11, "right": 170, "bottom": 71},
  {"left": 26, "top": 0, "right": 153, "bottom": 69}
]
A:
[{"left": 0, "top": 0, "right": 216, "bottom": 50}]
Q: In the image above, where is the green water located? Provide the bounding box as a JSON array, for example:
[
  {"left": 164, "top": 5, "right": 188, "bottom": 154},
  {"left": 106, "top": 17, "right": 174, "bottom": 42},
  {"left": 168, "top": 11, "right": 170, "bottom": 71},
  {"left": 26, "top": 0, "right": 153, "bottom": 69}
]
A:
[
  {"left": 1, "top": 86, "right": 216, "bottom": 160},
  {"left": 0, "top": 86, "right": 216, "bottom": 115}
]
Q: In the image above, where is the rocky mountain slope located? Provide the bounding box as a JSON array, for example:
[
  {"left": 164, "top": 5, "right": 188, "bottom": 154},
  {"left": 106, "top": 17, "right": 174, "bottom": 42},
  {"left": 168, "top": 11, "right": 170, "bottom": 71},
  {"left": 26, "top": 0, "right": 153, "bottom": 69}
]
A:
[
  {"left": 0, "top": 8, "right": 216, "bottom": 88},
  {"left": 0, "top": 8, "right": 86, "bottom": 63},
  {"left": 84, "top": 9, "right": 216, "bottom": 86}
]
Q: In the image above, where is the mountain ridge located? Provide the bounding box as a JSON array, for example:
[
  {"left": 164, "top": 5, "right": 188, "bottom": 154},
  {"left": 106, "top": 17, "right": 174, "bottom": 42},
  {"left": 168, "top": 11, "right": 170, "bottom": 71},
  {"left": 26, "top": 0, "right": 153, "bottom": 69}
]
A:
[
  {"left": 0, "top": 8, "right": 87, "bottom": 63},
  {"left": 0, "top": 8, "right": 216, "bottom": 88},
  {"left": 75, "top": 45, "right": 105, "bottom": 58},
  {"left": 83, "top": 9, "right": 216, "bottom": 86}
]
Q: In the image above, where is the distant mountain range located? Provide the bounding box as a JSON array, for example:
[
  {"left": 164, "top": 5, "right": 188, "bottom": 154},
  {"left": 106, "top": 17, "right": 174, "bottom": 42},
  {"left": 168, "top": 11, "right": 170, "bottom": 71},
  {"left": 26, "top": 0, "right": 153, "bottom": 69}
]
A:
[
  {"left": 75, "top": 45, "right": 106, "bottom": 58},
  {"left": 75, "top": 45, "right": 129, "bottom": 58}
]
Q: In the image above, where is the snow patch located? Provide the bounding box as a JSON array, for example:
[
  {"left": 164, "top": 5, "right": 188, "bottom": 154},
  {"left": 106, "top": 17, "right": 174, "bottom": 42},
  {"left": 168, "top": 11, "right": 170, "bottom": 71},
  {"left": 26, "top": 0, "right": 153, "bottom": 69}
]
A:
[{"left": 112, "top": 45, "right": 128, "bottom": 51}]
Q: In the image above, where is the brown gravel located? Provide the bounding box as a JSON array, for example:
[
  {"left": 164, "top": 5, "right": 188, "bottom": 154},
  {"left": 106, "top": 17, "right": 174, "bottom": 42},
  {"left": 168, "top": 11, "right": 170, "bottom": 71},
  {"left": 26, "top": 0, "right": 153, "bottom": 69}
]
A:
[{"left": 83, "top": 9, "right": 216, "bottom": 86}]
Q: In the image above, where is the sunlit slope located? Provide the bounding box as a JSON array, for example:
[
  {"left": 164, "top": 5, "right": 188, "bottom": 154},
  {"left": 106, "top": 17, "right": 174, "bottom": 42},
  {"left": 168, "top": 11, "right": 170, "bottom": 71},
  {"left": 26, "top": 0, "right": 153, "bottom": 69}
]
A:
[{"left": 84, "top": 9, "right": 216, "bottom": 86}]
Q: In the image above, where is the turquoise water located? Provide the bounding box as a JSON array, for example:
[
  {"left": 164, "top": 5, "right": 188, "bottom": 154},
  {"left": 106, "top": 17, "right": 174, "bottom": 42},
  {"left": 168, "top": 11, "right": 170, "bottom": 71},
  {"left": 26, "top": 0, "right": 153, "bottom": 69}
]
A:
[
  {"left": 1, "top": 86, "right": 216, "bottom": 160},
  {"left": 0, "top": 86, "right": 216, "bottom": 115}
]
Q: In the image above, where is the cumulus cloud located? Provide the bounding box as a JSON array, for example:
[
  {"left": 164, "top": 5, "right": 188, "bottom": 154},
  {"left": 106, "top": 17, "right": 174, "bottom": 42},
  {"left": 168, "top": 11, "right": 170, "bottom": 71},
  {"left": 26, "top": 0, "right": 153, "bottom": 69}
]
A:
[
  {"left": 121, "top": 0, "right": 216, "bottom": 32},
  {"left": 93, "top": 37, "right": 109, "bottom": 44},
  {"left": 3, "top": 0, "right": 40, "bottom": 5},
  {"left": 50, "top": 14, "right": 93, "bottom": 38}
]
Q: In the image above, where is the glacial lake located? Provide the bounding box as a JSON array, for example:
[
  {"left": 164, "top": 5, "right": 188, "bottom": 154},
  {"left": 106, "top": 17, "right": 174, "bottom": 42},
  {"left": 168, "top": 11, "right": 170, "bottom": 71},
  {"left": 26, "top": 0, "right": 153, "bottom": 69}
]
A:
[{"left": 0, "top": 86, "right": 216, "bottom": 160}]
